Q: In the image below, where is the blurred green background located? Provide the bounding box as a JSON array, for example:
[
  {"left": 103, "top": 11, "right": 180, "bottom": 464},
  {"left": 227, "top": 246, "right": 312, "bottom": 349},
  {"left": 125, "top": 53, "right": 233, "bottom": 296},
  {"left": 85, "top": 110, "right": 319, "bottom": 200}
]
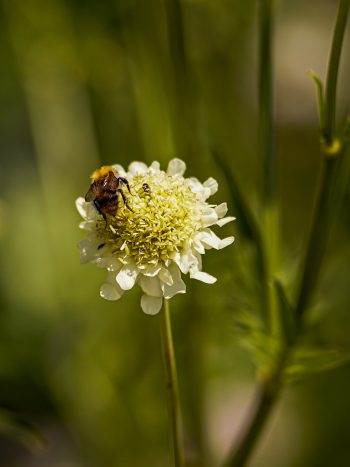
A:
[{"left": 0, "top": 0, "right": 350, "bottom": 466}]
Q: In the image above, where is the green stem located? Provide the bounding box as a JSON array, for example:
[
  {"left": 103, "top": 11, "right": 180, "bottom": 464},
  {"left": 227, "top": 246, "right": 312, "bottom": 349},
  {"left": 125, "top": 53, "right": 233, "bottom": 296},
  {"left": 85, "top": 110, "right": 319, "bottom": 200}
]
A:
[
  {"left": 295, "top": 156, "right": 340, "bottom": 321},
  {"left": 165, "top": 0, "right": 187, "bottom": 88},
  {"left": 259, "top": 0, "right": 274, "bottom": 203},
  {"left": 257, "top": 0, "right": 280, "bottom": 338},
  {"left": 296, "top": 0, "right": 350, "bottom": 320},
  {"left": 323, "top": 0, "right": 350, "bottom": 144},
  {"left": 223, "top": 373, "right": 282, "bottom": 467},
  {"left": 164, "top": 0, "right": 190, "bottom": 157},
  {"left": 160, "top": 299, "right": 184, "bottom": 467}
]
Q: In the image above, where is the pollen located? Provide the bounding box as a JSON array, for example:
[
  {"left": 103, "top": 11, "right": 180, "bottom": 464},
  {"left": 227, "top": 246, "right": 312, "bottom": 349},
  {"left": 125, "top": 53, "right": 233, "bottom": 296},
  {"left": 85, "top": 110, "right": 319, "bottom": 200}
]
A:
[{"left": 96, "top": 171, "right": 203, "bottom": 265}]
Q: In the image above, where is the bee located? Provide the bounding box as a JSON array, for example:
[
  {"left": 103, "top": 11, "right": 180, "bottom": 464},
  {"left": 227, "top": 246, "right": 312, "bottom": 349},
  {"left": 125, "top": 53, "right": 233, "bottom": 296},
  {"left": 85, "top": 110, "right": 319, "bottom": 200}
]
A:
[{"left": 85, "top": 165, "right": 133, "bottom": 220}]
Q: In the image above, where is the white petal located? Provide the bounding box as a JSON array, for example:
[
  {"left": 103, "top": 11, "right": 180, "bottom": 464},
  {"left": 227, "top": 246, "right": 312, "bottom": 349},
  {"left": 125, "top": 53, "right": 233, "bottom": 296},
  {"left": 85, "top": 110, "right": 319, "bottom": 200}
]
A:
[
  {"left": 193, "top": 239, "right": 205, "bottom": 254},
  {"left": 149, "top": 161, "right": 160, "bottom": 172},
  {"left": 112, "top": 164, "right": 127, "bottom": 177},
  {"left": 76, "top": 197, "right": 87, "bottom": 218},
  {"left": 199, "top": 230, "right": 222, "bottom": 250},
  {"left": 141, "top": 295, "right": 163, "bottom": 315},
  {"left": 176, "top": 244, "right": 199, "bottom": 273},
  {"left": 161, "top": 263, "right": 186, "bottom": 299},
  {"left": 199, "top": 230, "right": 234, "bottom": 250},
  {"left": 203, "top": 177, "right": 218, "bottom": 196},
  {"left": 116, "top": 263, "right": 139, "bottom": 290},
  {"left": 76, "top": 197, "right": 100, "bottom": 221},
  {"left": 202, "top": 208, "right": 219, "bottom": 227},
  {"left": 215, "top": 202, "right": 228, "bottom": 218},
  {"left": 79, "top": 220, "right": 97, "bottom": 231},
  {"left": 159, "top": 267, "right": 174, "bottom": 285},
  {"left": 78, "top": 237, "right": 101, "bottom": 263},
  {"left": 220, "top": 236, "right": 235, "bottom": 248},
  {"left": 195, "top": 251, "right": 202, "bottom": 270},
  {"left": 186, "top": 177, "right": 211, "bottom": 200},
  {"left": 100, "top": 283, "right": 124, "bottom": 300},
  {"left": 128, "top": 161, "right": 148, "bottom": 176},
  {"left": 139, "top": 275, "right": 162, "bottom": 297},
  {"left": 96, "top": 257, "right": 123, "bottom": 271},
  {"left": 142, "top": 264, "right": 162, "bottom": 277},
  {"left": 217, "top": 216, "right": 236, "bottom": 227},
  {"left": 190, "top": 271, "right": 217, "bottom": 284},
  {"left": 100, "top": 272, "right": 124, "bottom": 300},
  {"left": 167, "top": 158, "right": 186, "bottom": 176},
  {"left": 187, "top": 177, "right": 204, "bottom": 192}
]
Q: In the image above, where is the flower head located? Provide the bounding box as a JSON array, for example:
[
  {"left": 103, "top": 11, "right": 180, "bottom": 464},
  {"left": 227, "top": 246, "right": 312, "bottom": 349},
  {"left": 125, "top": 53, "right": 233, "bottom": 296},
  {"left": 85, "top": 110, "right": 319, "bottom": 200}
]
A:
[{"left": 76, "top": 158, "right": 235, "bottom": 315}]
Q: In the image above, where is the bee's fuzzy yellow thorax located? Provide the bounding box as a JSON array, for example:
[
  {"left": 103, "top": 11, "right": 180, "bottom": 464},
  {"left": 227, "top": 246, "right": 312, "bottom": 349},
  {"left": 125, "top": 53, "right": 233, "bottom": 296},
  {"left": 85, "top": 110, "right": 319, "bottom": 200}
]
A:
[{"left": 91, "top": 165, "right": 116, "bottom": 181}]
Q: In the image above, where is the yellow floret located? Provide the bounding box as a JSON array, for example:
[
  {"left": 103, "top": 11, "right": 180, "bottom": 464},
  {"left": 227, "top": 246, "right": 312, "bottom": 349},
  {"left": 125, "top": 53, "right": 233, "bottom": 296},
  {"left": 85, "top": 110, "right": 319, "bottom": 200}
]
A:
[{"left": 96, "top": 171, "right": 203, "bottom": 265}]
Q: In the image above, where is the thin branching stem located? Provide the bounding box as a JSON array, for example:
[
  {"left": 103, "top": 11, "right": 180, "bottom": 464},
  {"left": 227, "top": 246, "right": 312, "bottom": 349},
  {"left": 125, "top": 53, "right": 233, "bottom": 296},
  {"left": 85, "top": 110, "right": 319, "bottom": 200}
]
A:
[
  {"left": 222, "top": 371, "right": 282, "bottom": 467},
  {"left": 223, "top": 1, "right": 350, "bottom": 466},
  {"left": 295, "top": 156, "right": 340, "bottom": 321},
  {"left": 160, "top": 299, "right": 185, "bottom": 467},
  {"left": 296, "top": 0, "right": 350, "bottom": 321},
  {"left": 323, "top": 0, "right": 350, "bottom": 144}
]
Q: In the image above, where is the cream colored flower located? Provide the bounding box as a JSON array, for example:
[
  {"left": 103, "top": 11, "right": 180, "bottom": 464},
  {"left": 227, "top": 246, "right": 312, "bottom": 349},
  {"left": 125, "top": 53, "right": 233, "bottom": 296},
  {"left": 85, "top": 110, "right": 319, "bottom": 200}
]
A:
[{"left": 76, "top": 158, "right": 235, "bottom": 315}]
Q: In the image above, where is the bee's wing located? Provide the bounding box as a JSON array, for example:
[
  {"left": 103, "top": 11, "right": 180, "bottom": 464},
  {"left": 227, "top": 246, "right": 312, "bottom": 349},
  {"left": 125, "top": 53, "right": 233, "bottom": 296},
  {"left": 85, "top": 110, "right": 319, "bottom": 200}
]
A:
[{"left": 85, "top": 184, "right": 96, "bottom": 202}]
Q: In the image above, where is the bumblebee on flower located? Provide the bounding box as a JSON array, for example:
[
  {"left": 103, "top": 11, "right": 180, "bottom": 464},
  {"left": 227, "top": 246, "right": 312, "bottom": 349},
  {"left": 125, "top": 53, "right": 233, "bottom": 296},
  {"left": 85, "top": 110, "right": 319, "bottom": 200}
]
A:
[{"left": 76, "top": 158, "right": 235, "bottom": 315}]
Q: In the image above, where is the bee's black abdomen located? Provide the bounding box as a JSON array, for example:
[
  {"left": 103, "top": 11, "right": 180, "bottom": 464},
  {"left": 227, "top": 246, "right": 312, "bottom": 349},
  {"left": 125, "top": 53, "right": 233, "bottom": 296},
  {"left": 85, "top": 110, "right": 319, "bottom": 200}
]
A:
[{"left": 95, "top": 194, "right": 119, "bottom": 216}]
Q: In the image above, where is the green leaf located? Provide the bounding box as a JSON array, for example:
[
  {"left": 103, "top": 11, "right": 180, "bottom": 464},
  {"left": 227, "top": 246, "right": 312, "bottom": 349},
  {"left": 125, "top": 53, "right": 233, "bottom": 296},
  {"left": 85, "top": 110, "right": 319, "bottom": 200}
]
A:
[
  {"left": 274, "top": 280, "right": 297, "bottom": 345},
  {"left": 211, "top": 149, "right": 262, "bottom": 245},
  {"left": 234, "top": 310, "right": 282, "bottom": 375},
  {"left": 308, "top": 69, "right": 325, "bottom": 130},
  {"left": 284, "top": 345, "right": 350, "bottom": 383}
]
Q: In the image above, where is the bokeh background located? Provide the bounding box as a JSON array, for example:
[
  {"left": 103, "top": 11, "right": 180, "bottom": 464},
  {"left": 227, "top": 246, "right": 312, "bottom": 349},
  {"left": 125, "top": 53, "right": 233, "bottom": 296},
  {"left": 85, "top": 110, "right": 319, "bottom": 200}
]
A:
[{"left": 0, "top": 0, "right": 350, "bottom": 466}]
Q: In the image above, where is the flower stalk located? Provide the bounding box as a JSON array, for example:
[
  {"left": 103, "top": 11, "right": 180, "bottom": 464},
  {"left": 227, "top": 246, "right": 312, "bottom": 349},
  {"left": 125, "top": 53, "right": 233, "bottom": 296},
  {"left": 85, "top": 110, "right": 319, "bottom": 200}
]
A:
[{"left": 160, "top": 299, "right": 185, "bottom": 467}]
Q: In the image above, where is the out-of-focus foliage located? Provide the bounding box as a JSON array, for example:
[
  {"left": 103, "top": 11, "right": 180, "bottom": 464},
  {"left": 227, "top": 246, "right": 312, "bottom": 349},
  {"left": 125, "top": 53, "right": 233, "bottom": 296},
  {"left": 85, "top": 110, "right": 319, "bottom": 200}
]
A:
[{"left": 0, "top": 1, "right": 349, "bottom": 466}]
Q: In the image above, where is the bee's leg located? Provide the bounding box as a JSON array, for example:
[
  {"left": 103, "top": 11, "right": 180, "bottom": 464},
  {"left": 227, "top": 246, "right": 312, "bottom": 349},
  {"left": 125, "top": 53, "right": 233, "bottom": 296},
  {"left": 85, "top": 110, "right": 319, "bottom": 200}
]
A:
[
  {"left": 94, "top": 200, "right": 103, "bottom": 216},
  {"left": 117, "top": 188, "right": 134, "bottom": 212},
  {"left": 118, "top": 177, "right": 133, "bottom": 195},
  {"left": 94, "top": 200, "right": 106, "bottom": 222}
]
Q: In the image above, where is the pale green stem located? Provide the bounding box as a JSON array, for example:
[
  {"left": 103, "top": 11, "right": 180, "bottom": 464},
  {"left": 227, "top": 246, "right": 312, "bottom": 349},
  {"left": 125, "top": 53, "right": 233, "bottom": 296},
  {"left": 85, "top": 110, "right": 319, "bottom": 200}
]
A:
[
  {"left": 259, "top": 0, "right": 274, "bottom": 203},
  {"left": 323, "top": 0, "right": 350, "bottom": 145},
  {"left": 258, "top": 0, "right": 281, "bottom": 339},
  {"left": 160, "top": 299, "right": 185, "bottom": 467},
  {"left": 295, "top": 156, "right": 340, "bottom": 321},
  {"left": 164, "top": 0, "right": 189, "bottom": 157},
  {"left": 222, "top": 370, "right": 283, "bottom": 467}
]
